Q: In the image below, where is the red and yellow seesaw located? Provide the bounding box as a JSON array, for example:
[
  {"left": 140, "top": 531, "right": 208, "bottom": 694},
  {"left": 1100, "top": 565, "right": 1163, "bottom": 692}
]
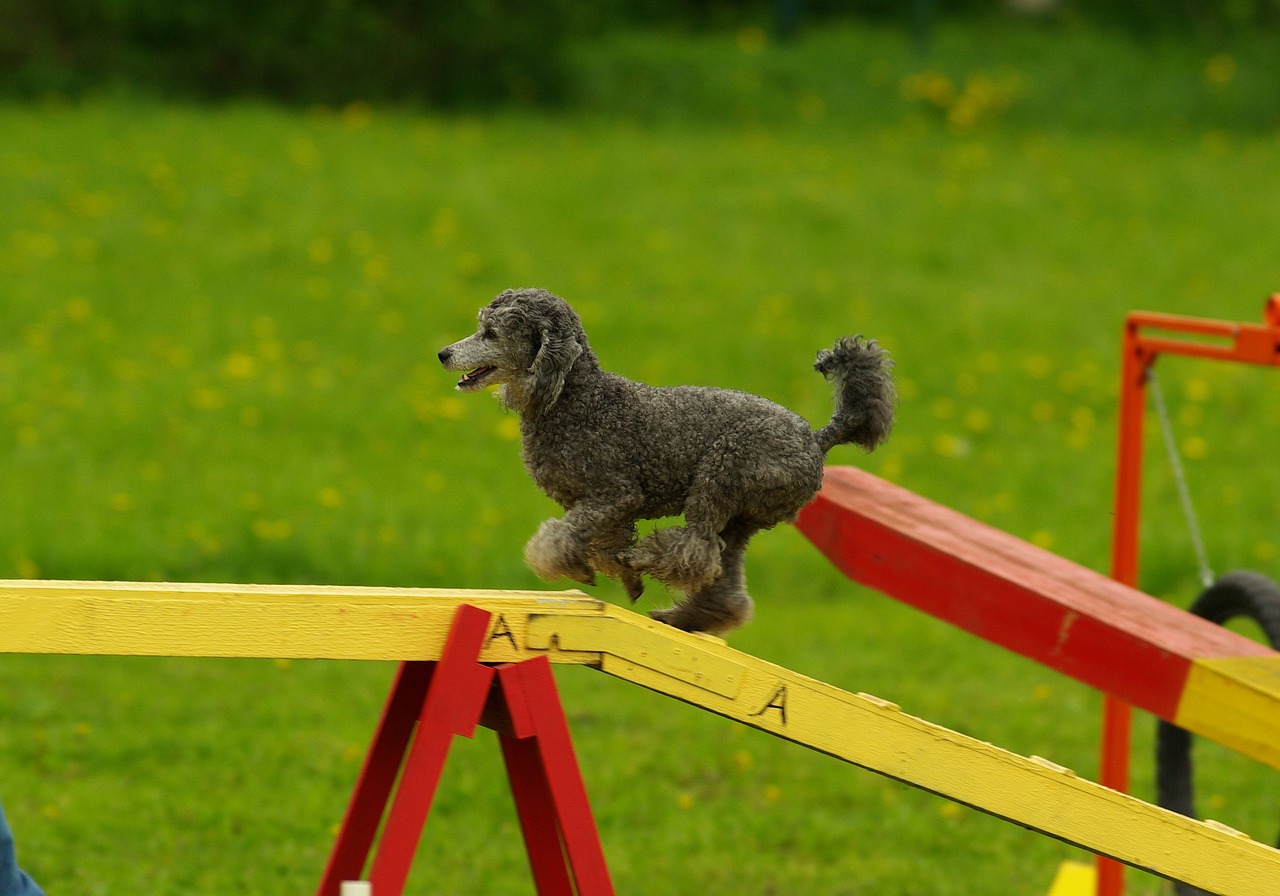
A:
[
  {"left": 797, "top": 296, "right": 1280, "bottom": 896},
  {"left": 2, "top": 579, "right": 1279, "bottom": 896}
]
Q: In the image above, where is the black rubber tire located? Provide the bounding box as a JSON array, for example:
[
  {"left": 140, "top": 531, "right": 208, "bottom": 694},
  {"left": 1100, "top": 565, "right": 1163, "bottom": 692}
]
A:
[{"left": 1155, "top": 570, "right": 1280, "bottom": 896}]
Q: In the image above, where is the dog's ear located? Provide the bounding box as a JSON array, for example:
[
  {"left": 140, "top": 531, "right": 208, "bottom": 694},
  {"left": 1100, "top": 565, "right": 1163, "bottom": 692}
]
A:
[{"left": 527, "top": 320, "right": 583, "bottom": 416}]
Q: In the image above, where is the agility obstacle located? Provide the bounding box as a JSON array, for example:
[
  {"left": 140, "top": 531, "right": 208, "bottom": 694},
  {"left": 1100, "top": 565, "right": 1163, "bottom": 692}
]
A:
[
  {"left": 800, "top": 298, "right": 1280, "bottom": 896},
  {"left": 3, "top": 580, "right": 1279, "bottom": 896},
  {"left": 795, "top": 465, "right": 1280, "bottom": 772}
]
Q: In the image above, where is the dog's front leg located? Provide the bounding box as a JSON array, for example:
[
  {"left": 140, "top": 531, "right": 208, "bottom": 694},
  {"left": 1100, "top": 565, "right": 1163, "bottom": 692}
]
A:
[
  {"left": 524, "top": 497, "right": 644, "bottom": 594},
  {"left": 586, "top": 521, "right": 644, "bottom": 601},
  {"left": 524, "top": 516, "right": 596, "bottom": 586}
]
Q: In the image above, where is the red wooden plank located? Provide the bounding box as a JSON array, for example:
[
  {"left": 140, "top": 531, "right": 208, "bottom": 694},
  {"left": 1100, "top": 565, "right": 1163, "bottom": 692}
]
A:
[{"left": 794, "top": 466, "right": 1271, "bottom": 722}]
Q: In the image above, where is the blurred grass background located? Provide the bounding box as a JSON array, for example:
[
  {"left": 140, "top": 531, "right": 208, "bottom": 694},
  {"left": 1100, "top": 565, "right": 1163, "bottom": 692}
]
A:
[{"left": 2, "top": 7, "right": 1279, "bottom": 895}]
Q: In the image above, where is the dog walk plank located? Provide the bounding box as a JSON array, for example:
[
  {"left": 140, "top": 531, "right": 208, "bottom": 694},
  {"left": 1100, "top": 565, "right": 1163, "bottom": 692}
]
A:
[
  {"left": 3, "top": 580, "right": 1280, "bottom": 894},
  {"left": 793, "top": 465, "right": 1280, "bottom": 771}
]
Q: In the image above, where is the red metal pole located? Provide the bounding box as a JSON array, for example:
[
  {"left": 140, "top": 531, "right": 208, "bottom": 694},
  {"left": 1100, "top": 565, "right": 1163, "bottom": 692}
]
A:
[{"left": 1099, "top": 317, "right": 1153, "bottom": 896}]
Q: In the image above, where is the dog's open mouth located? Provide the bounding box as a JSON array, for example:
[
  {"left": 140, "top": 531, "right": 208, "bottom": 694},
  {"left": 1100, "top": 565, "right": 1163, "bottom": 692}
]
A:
[{"left": 457, "top": 366, "right": 498, "bottom": 391}]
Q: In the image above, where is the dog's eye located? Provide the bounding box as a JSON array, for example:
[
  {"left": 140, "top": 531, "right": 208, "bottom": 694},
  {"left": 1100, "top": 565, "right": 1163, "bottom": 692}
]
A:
[{"left": 482, "top": 328, "right": 498, "bottom": 340}]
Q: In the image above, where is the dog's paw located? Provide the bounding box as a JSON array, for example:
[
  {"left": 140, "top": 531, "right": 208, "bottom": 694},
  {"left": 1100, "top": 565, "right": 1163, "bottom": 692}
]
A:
[
  {"left": 649, "top": 607, "right": 683, "bottom": 628},
  {"left": 622, "top": 569, "right": 645, "bottom": 602},
  {"left": 524, "top": 518, "right": 593, "bottom": 584}
]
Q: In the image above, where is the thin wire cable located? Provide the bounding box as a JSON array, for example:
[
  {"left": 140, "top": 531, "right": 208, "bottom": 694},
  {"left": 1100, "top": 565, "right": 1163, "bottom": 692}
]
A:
[{"left": 1149, "top": 370, "right": 1215, "bottom": 589}]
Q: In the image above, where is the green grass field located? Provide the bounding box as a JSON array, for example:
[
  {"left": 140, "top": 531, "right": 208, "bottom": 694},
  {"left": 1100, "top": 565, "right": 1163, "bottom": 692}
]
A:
[{"left": 2, "top": 18, "right": 1279, "bottom": 894}]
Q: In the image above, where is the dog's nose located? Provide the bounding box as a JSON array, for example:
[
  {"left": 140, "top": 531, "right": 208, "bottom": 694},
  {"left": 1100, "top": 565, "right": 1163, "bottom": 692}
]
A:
[{"left": 437, "top": 347, "right": 452, "bottom": 365}]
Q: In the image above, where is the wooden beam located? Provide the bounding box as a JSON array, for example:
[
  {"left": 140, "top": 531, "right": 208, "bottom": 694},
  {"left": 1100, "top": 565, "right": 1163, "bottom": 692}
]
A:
[
  {"left": 793, "top": 465, "right": 1280, "bottom": 771},
  {"left": 0, "top": 580, "right": 602, "bottom": 664}
]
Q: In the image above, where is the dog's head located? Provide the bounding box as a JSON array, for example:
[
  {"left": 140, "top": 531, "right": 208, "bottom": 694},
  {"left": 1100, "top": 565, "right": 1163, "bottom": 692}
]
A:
[{"left": 438, "top": 288, "right": 586, "bottom": 417}]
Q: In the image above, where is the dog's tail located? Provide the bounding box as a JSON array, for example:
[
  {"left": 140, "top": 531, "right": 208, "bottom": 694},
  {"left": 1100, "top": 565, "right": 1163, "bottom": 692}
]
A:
[{"left": 813, "top": 336, "right": 896, "bottom": 454}]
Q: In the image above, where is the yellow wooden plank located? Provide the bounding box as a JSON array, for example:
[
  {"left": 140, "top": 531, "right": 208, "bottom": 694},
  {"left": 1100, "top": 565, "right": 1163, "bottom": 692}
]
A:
[
  {"left": 1046, "top": 860, "right": 1095, "bottom": 896},
  {"left": 1175, "top": 655, "right": 1280, "bottom": 770},
  {"left": 0, "top": 579, "right": 601, "bottom": 664},
  {"left": 530, "top": 606, "right": 1280, "bottom": 896}
]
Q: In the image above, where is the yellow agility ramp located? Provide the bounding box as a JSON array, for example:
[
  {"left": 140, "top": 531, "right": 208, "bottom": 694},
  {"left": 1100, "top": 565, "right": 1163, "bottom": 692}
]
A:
[{"left": 3, "top": 580, "right": 1279, "bottom": 896}]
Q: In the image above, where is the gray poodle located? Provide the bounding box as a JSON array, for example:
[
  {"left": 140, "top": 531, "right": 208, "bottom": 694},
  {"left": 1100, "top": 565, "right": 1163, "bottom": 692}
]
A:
[{"left": 438, "top": 288, "right": 895, "bottom": 635}]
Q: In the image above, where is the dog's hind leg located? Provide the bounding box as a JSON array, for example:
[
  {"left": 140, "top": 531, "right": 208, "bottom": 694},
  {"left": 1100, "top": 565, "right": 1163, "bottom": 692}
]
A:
[
  {"left": 650, "top": 520, "right": 757, "bottom": 635},
  {"left": 622, "top": 524, "right": 723, "bottom": 593}
]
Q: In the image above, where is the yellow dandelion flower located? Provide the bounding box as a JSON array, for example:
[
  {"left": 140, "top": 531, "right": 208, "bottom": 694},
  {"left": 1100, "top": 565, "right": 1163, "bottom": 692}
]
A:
[
  {"left": 428, "top": 391, "right": 465, "bottom": 420},
  {"left": 763, "top": 784, "right": 782, "bottom": 804},
  {"left": 65, "top": 297, "right": 92, "bottom": 322},
  {"left": 737, "top": 25, "right": 767, "bottom": 54},
  {"left": 964, "top": 408, "right": 992, "bottom": 433},
  {"left": 71, "top": 237, "right": 100, "bottom": 263},
  {"left": 309, "top": 237, "right": 333, "bottom": 264},
  {"left": 362, "top": 254, "right": 389, "bottom": 283},
  {"left": 1030, "top": 530, "right": 1055, "bottom": 550},
  {"left": 456, "top": 251, "right": 485, "bottom": 279},
  {"left": 1254, "top": 541, "right": 1276, "bottom": 563},
  {"left": 341, "top": 100, "right": 374, "bottom": 129},
  {"left": 1204, "top": 54, "right": 1237, "bottom": 86},
  {"left": 1181, "top": 436, "right": 1208, "bottom": 460},
  {"left": 431, "top": 208, "right": 458, "bottom": 246},
  {"left": 288, "top": 138, "right": 318, "bottom": 169},
  {"left": 224, "top": 353, "right": 258, "bottom": 380},
  {"left": 677, "top": 792, "right": 695, "bottom": 810},
  {"left": 496, "top": 416, "right": 522, "bottom": 441},
  {"left": 932, "top": 433, "right": 970, "bottom": 458},
  {"left": 938, "top": 801, "right": 963, "bottom": 819},
  {"left": 1183, "top": 378, "right": 1211, "bottom": 403},
  {"left": 317, "top": 486, "right": 343, "bottom": 508},
  {"left": 796, "top": 94, "right": 826, "bottom": 124},
  {"left": 1030, "top": 400, "right": 1055, "bottom": 424},
  {"left": 1023, "top": 355, "right": 1053, "bottom": 378},
  {"left": 252, "top": 519, "right": 294, "bottom": 541},
  {"left": 379, "top": 310, "right": 405, "bottom": 334},
  {"left": 14, "top": 556, "right": 40, "bottom": 578}
]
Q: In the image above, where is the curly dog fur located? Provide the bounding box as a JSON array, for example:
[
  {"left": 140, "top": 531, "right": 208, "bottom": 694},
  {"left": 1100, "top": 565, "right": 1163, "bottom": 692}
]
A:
[{"left": 439, "top": 288, "right": 895, "bottom": 635}]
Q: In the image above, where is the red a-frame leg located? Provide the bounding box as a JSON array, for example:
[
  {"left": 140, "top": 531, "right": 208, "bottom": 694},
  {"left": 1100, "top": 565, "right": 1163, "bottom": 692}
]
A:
[{"left": 315, "top": 604, "right": 614, "bottom": 896}]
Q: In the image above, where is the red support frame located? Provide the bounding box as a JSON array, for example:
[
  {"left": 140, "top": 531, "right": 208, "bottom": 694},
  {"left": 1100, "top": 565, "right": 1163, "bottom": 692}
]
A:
[
  {"left": 1099, "top": 295, "right": 1280, "bottom": 896},
  {"left": 316, "top": 604, "right": 615, "bottom": 896}
]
